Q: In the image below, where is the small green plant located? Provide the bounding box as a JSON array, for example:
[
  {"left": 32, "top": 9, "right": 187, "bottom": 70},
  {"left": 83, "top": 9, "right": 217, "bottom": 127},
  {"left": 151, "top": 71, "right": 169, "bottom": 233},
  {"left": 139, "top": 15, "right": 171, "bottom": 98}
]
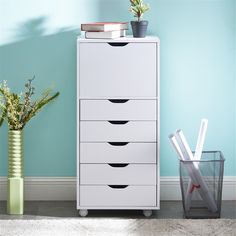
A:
[
  {"left": 0, "top": 78, "right": 59, "bottom": 130},
  {"left": 129, "top": 0, "right": 150, "bottom": 22}
]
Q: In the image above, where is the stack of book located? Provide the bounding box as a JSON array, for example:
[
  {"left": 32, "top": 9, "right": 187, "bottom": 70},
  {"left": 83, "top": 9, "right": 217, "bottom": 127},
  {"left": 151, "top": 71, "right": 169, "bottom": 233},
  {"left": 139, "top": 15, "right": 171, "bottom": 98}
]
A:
[{"left": 81, "top": 22, "right": 129, "bottom": 39}]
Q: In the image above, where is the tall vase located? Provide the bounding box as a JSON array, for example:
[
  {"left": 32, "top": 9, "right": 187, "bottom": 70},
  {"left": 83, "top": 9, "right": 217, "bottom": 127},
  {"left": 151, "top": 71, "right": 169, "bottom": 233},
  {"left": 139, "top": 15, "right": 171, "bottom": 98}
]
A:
[{"left": 7, "top": 130, "right": 24, "bottom": 215}]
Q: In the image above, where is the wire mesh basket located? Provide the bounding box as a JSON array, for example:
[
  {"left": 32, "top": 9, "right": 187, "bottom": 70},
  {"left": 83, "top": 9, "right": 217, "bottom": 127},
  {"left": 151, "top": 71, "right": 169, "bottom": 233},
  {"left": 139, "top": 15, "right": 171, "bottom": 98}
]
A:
[{"left": 179, "top": 151, "right": 225, "bottom": 218}]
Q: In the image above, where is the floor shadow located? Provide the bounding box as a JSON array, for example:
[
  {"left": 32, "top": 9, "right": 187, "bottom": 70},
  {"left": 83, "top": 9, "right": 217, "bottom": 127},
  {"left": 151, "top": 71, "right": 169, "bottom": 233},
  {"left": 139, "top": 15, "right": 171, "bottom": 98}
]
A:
[{"left": 0, "top": 17, "right": 79, "bottom": 177}]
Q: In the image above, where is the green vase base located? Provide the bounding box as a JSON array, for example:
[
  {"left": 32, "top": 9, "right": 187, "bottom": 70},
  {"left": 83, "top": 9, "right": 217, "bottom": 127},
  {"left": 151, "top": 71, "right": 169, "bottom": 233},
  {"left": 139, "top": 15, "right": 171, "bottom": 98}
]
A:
[{"left": 7, "top": 178, "right": 24, "bottom": 215}]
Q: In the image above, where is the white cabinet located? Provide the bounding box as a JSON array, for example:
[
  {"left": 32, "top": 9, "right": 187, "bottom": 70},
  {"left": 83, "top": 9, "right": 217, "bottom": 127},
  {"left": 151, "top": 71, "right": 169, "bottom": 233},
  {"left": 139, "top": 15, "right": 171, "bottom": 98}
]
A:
[{"left": 77, "top": 37, "right": 160, "bottom": 216}]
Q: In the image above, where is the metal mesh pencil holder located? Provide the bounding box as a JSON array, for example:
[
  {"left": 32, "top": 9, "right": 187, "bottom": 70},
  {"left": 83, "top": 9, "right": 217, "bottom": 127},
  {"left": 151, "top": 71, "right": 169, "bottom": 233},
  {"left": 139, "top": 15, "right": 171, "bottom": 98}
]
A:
[{"left": 179, "top": 151, "right": 225, "bottom": 219}]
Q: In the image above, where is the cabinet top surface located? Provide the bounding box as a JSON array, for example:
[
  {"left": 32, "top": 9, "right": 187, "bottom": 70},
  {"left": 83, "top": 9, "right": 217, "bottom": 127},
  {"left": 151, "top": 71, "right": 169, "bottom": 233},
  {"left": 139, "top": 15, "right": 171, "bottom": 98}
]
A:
[{"left": 77, "top": 35, "right": 160, "bottom": 43}]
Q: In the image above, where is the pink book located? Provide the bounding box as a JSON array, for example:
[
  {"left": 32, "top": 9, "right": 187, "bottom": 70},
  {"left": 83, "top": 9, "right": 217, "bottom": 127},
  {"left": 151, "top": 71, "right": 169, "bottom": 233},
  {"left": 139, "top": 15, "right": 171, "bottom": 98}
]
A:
[{"left": 81, "top": 22, "right": 129, "bottom": 32}]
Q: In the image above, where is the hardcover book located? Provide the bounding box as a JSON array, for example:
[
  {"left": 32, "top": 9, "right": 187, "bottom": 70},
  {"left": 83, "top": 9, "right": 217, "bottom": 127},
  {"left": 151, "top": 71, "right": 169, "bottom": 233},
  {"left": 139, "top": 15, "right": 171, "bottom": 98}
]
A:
[
  {"left": 81, "top": 22, "right": 128, "bottom": 32},
  {"left": 85, "top": 30, "right": 126, "bottom": 39}
]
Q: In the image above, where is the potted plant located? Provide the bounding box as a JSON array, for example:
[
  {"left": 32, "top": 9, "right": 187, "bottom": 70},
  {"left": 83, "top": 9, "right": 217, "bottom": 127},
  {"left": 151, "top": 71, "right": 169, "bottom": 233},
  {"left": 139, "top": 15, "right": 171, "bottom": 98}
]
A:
[
  {"left": 129, "top": 0, "right": 150, "bottom": 38},
  {"left": 0, "top": 78, "right": 59, "bottom": 214}
]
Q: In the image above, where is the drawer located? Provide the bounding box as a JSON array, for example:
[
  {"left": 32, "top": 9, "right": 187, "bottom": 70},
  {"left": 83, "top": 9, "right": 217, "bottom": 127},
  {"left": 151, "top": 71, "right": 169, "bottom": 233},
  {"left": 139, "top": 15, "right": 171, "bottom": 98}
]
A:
[
  {"left": 79, "top": 42, "right": 157, "bottom": 98},
  {"left": 80, "top": 99, "right": 156, "bottom": 121},
  {"left": 80, "top": 164, "right": 156, "bottom": 185},
  {"left": 80, "top": 121, "right": 156, "bottom": 142},
  {"left": 80, "top": 185, "right": 156, "bottom": 207},
  {"left": 80, "top": 143, "right": 156, "bottom": 163}
]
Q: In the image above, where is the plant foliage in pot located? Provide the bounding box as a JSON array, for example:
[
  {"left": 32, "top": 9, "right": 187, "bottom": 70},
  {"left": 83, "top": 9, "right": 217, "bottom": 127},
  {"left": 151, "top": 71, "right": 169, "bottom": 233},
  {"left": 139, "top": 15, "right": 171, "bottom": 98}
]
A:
[
  {"left": 0, "top": 78, "right": 59, "bottom": 214},
  {"left": 129, "top": 0, "right": 150, "bottom": 38}
]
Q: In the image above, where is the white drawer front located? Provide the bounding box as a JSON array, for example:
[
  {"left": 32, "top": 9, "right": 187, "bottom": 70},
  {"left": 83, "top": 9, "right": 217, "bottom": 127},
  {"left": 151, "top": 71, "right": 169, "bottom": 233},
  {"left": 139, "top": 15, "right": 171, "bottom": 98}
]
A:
[
  {"left": 80, "top": 99, "right": 156, "bottom": 121},
  {"left": 80, "top": 121, "right": 156, "bottom": 142},
  {"left": 80, "top": 143, "right": 156, "bottom": 163},
  {"left": 79, "top": 43, "right": 157, "bottom": 98},
  {"left": 80, "top": 185, "right": 156, "bottom": 207},
  {"left": 80, "top": 164, "right": 156, "bottom": 185}
]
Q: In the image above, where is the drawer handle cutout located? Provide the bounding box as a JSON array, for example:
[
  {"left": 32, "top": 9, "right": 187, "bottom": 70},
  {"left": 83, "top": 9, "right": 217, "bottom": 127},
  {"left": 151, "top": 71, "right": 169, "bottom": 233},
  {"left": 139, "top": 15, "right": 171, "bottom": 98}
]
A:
[
  {"left": 108, "top": 121, "right": 129, "bottom": 125},
  {"left": 108, "top": 185, "right": 128, "bottom": 189},
  {"left": 108, "top": 42, "right": 129, "bottom": 47},
  {"left": 108, "top": 142, "right": 129, "bottom": 146},
  {"left": 108, "top": 163, "right": 129, "bottom": 168},
  {"left": 108, "top": 99, "right": 129, "bottom": 103}
]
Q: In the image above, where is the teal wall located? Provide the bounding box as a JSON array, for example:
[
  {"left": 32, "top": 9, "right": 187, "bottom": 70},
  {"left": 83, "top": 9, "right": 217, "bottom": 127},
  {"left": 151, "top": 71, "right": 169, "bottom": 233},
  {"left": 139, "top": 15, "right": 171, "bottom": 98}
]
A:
[{"left": 0, "top": 0, "right": 235, "bottom": 177}]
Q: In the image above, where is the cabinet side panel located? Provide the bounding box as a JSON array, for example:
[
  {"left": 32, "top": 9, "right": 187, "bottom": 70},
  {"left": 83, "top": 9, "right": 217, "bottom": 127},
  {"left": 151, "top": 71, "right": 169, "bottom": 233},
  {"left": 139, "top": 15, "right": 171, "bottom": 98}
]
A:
[
  {"left": 157, "top": 41, "right": 160, "bottom": 208},
  {"left": 76, "top": 42, "right": 80, "bottom": 208}
]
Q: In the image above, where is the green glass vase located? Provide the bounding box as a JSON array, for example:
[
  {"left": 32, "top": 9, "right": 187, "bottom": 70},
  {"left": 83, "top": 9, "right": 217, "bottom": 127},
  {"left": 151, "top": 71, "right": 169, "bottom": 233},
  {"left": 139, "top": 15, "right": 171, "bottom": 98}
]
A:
[{"left": 7, "top": 130, "right": 24, "bottom": 215}]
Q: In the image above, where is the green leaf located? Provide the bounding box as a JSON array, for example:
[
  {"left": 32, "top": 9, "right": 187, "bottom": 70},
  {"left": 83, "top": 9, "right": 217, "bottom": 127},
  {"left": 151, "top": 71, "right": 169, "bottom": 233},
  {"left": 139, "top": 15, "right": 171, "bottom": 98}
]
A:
[{"left": 0, "top": 78, "right": 60, "bottom": 130}]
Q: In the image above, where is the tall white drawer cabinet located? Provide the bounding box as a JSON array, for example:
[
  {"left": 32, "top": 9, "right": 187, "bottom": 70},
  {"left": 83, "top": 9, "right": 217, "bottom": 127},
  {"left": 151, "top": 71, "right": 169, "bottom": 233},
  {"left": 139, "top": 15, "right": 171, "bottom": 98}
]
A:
[{"left": 77, "top": 36, "right": 160, "bottom": 217}]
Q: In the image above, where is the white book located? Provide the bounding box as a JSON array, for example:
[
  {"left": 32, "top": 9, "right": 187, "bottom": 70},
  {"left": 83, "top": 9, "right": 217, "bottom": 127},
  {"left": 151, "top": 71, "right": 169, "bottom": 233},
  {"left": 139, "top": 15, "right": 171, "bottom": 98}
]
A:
[{"left": 85, "top": 30, "right": 126, "bottom": 39}]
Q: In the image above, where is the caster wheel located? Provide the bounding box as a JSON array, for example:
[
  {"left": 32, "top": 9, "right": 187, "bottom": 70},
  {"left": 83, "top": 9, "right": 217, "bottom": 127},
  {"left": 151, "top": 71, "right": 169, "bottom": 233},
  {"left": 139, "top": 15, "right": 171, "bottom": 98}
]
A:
[
  {"left": 143, "top": 210, "right": 152, "bottom": 217},
  {"left": 79, "top": 209, "right": 88, "bottom": 217}
]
